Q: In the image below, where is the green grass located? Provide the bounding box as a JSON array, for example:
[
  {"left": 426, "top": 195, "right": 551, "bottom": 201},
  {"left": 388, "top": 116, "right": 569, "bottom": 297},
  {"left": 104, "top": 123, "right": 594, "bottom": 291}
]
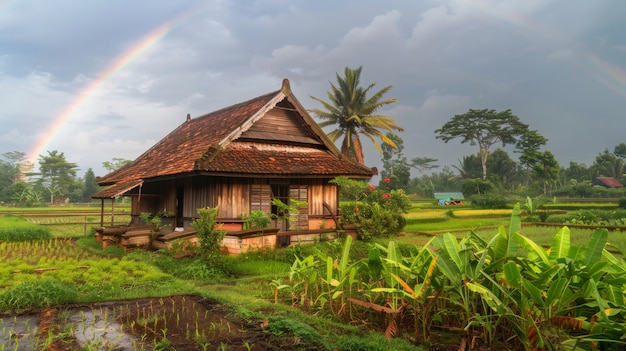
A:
[
  {"left": 405, "top": 217, "right": 510, "bottom": 232},
  {"left": 0, "top": 203, "right": 131, "bottom": 212},
  {"left": 0, "top": 215, "right": 52, "bottom": 241},
  {"left": 0, "top": 238, "right": 196, "bottom": 312},
  {"left": 2, "top": 205, "right": 625, "bottom": 350}
]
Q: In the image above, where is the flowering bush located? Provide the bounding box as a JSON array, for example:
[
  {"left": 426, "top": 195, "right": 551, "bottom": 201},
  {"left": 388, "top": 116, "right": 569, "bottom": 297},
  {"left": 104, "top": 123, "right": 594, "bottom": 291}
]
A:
[{"left": 331, "top": 176, "right": 411, "bottom": 240}]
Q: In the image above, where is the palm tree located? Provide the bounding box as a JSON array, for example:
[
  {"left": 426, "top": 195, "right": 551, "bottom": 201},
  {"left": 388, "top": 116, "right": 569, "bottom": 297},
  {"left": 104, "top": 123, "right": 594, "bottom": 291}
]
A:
[{"left": 309, "top": 66, "right": 403, "bottom": 165}]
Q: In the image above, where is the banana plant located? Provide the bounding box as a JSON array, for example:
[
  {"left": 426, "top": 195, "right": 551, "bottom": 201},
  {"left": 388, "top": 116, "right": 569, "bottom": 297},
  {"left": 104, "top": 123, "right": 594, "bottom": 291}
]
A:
[{"left": 314, "top": 235, "right": 364, "bottom": 317}]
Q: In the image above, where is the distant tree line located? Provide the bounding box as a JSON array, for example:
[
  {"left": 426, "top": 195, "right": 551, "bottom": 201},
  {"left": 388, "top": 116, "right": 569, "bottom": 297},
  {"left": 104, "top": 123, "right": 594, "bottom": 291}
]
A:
[{"left": 0, "top": 151, "right": 130, "bottom": 207}]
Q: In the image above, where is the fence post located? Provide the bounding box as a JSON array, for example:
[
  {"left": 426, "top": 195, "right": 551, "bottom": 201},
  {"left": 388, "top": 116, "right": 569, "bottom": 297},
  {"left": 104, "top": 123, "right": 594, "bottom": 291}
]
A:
[{"left": 84, "top": 216, "right": 87, "bottom": 236}]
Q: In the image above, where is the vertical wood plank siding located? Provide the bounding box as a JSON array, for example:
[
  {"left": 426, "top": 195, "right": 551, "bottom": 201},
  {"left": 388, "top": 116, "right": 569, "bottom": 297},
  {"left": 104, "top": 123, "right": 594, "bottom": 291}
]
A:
[
  {"left": 216, "top": 178, "right": 250, "bottom": 218},
  {"left": 175, "top": 176, "right": 337, "bottom": 226}
]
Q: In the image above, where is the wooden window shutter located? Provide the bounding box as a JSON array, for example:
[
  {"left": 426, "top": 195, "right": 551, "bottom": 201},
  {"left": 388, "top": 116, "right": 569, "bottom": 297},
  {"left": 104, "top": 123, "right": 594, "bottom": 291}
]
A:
[{"left": 250, "top": 184, "right": 271, "bottom": 213}]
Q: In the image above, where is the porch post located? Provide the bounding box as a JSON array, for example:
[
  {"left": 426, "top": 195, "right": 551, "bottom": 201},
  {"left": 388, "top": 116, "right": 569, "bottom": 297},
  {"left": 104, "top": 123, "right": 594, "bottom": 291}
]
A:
[
  {"left": 111, "top": 199, "right": 115, "bottom": 226},
  {"left": 100, "top": 199, "right": 104, "bottom": 227}
]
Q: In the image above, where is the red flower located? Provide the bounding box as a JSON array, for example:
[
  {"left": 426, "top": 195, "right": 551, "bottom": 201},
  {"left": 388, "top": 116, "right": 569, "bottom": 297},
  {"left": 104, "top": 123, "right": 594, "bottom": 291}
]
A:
[
  {"left": 368, "top": 184, "right": 376, "bottom": 191},
  {"left": 353, "top": 207, "right": 359, "bottom": 212},
  {"left": 382, "top": 193, "right": 390, "bottom": 200},
  {"left": 383, "top": 177, "right": 391, "bottom": 183}
]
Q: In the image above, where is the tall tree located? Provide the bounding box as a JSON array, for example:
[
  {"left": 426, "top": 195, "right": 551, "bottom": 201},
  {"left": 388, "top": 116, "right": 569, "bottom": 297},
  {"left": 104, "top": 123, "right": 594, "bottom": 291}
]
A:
[
  {"left": 529, "top": 150, "right": 560, "bottom": 194},
  {"left": 593, "top": 149, "right": 625, "bottom": 181},
  {"left": 33, "top": 150, "right": 79, "bottom": 204},
  {"left": 309, "top": 66, "right": 403, "bottom": 165},
  {"left": 0, "top": 151, "right": 27, "bottom": 202},
  {"left": 435, "top": 109, "right": 529, "bottom": 179},
  {"left": 379, "top": 133, "right": 411, "bottom": 191},
  {"left": 453, "top": 154, "right": 482, "bottom": 180},
  {"left": 516, "top": 129, "right": 548, "bottom": 169},
  {"left": 614, "top": 143, "right": 626, "bottom": 159},
  {"left": 486, "top": 148, "right": 518, "bottom": 186},
  {"left": 562, "top": 161, "right": 591, "bottom": 183},
  {"left": 82, "top": 168, "right": 100, "bottom": 202}
]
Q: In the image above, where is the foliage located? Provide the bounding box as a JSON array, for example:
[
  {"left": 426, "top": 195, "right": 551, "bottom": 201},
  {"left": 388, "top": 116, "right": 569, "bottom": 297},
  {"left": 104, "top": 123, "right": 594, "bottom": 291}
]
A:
[
  {"left": 470, "top": 193, "right": 507, "bottom": 209},
  {"left": 0, "top": 238, "right": 184, "bottom": 311},
  {"left": 265, "top": 315, "right": 328, "bottom": 348},
  {"left": 332, "top": 176, "right": 411, "bottom": 240},
  {"left": 435, "top": 108, "right": 531, "bottom": 180},
  {"left": 379, "top": 132, "right": 412, "bottom": 191},
  {"left": 270, "top": 197, "right": 308, "bottom": 229},
  {"left": 81, "top": 167, "right": 100, "bottom": 202},
  {"left": 564, "top": 209, "right": 626, "bottom": 226},
  {"left": 461, "top": 178, "right": 494, "bottom": 196},
  {"left": 528, "top": 149, "right": 560, "bottom": 193},
  {"left": 0, "top": 280, "right": 78, "bottom": 311},
  {"left": 30, "top": 150, "right": 80, "bottom": 204},
  {"left": 0, "top": 151, "right": 27, "bottom": 203},
  {"left": 0, "top": 215, "right": 51, "bottom": 241},
  {"left": 192, "top": 207, "right": 226, "bottom": 255},
  {"left": 240, "top": 210, "right": 271, "bottom": 229},
  {"left": 594, "top": 148, "right": 626, "bottom": 181},
  {"left": 280, "top": 205, "right": 626, "bottom": 350},
  {"left": 102, "top": 157, "right": 132, "bottom": 174},
  {"left": 309, "top": 66, "right": 402, "bottom": 164},
  {"left": 619, "top": 197, "right": 626, "bottom": 209}
]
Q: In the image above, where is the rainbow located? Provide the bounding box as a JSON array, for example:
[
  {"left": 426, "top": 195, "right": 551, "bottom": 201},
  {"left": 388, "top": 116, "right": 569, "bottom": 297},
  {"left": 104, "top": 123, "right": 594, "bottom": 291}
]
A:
[{"left": 26, "top": 3, "right": 210, "bottom": 165}]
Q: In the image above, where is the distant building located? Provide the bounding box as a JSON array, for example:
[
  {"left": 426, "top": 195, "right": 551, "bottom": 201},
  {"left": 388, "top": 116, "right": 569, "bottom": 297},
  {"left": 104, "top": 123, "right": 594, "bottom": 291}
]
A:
[{"left": 593, "top": 177, "right": 623, "bottom": 188}]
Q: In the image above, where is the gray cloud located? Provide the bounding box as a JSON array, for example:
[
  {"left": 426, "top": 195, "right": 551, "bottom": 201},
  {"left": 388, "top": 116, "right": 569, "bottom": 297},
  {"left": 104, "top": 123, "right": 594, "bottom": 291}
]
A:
[{"left": 1, "top": 0, "right": 625, "bottom": 178}]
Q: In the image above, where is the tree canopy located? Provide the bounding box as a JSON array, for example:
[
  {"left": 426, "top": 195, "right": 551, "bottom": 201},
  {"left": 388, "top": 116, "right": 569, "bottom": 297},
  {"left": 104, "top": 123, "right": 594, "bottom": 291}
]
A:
[
  {"left": 102, "top": 157, "right": 132, "bottom": 175},
  {"left": 435, "top": 108, "right": 530, "bottom": 179},
  {"left": 309, "top": 66, "right": 403, "bottom": 165},
  {"left": 32, "top": 150, "right": 80, "bottom": 204}
]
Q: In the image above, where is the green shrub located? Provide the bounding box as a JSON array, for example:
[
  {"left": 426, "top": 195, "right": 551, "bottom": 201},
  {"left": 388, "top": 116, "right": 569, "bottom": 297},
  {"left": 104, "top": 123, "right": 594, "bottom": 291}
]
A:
[
  {"left": 544, "top": 213, "right": 575, "bottom": 223},
  {"left": 193, "top": 207, "right": 226, "bottom": 255},
  {"left": 462, "top": 178, "right": 495, "bottom": 197},
  {"left": 470, "top": 194, "right": 507, "bottom": 209},
  {"left": 619, "top": 197, "right": 626, "bottom": 209}
]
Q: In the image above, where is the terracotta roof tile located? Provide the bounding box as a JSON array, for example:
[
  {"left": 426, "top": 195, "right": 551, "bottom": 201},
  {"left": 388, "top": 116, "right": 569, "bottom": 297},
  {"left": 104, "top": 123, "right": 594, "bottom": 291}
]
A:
[
  {"left": 95, "top": 80, "right": 375, "bottom": 194},
  {"left": 204, "top": 142, "right": 373, "bottom": 176}
]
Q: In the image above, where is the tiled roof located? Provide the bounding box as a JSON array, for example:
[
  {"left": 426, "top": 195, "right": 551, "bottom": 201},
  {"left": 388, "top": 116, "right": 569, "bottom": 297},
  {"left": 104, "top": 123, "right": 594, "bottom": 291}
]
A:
[
  {"left": 201, "top": 142, "right": 374, "bottom": 176},
  {"left": 595, "top": 177, "right": 623, "bottom": 188},
  {"left": 94, "top": 80, "right": 375, "bottom": 193},
  {"left": 92, "top": 180, "right": 143, "bottom": 199}
]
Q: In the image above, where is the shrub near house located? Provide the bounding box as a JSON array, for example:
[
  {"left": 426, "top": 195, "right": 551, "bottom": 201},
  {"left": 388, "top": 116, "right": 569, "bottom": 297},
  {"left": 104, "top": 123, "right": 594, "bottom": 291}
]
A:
[{"left": 333, "top": 176, "right": 411, "bottom": 240}]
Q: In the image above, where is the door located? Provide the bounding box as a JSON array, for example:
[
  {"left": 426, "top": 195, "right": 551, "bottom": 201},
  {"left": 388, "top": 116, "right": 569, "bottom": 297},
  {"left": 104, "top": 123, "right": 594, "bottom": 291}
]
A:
[{"left": 176, "top": 186, "right": 184, "bottom": 228}]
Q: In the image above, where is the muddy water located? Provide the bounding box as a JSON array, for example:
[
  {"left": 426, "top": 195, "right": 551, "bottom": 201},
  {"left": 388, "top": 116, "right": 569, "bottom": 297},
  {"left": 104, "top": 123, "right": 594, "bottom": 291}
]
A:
[{"left": 0, "top": 295, "right": 258, "bottom": 351}]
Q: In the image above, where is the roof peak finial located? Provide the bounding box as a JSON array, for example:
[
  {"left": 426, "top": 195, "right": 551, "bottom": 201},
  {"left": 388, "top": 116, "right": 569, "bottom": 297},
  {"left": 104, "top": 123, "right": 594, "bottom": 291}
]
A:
[
  {"left": 186, "top": 113, "right": 191, "bottom": 122},
  {"left": 281, "top": 79, "right": 291, "bottom": 95}
]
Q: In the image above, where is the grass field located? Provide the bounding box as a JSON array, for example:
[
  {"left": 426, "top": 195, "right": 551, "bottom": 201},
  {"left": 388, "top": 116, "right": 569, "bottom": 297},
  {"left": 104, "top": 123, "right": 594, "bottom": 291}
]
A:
[{"left": 1, "top": 202, "right": 625, "bottom": 350}]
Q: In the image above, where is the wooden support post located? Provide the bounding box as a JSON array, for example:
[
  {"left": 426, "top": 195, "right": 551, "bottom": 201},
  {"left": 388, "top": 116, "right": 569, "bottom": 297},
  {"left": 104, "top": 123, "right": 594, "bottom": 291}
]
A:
[
  {"left": 100, "top": 199, "right": 104, "bottom": 227},
  {"left": 111, "top": 199, "right": 115, "bottom": 226}
]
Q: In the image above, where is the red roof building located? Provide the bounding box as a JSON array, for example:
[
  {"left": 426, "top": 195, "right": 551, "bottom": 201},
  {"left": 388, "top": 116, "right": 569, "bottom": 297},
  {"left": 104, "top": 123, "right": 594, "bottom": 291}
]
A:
[
  {"left": 593, "top": 177, "right": 623, "bottom": 188},
  {"left": 93, "top": 79, "right": 375, "bottom": 238}
]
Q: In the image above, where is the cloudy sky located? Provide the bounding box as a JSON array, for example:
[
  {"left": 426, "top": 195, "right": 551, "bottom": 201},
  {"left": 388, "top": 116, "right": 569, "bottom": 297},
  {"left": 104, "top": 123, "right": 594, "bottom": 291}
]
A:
[{"left": 1, "top": 0, "right": 625, "bottom": 179}]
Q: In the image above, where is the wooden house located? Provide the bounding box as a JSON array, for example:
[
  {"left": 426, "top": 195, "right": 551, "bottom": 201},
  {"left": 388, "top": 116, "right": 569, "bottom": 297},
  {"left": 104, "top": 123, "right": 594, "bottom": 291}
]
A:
[{"left": 92, "top": 79, "right": 375, "bottom": 249}]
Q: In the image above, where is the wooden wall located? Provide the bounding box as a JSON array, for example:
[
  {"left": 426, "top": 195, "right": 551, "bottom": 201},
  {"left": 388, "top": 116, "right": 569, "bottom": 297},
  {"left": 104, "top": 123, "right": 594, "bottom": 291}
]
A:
[{"left": 143, "top": 176, "right": 339, "bottom": 230}]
